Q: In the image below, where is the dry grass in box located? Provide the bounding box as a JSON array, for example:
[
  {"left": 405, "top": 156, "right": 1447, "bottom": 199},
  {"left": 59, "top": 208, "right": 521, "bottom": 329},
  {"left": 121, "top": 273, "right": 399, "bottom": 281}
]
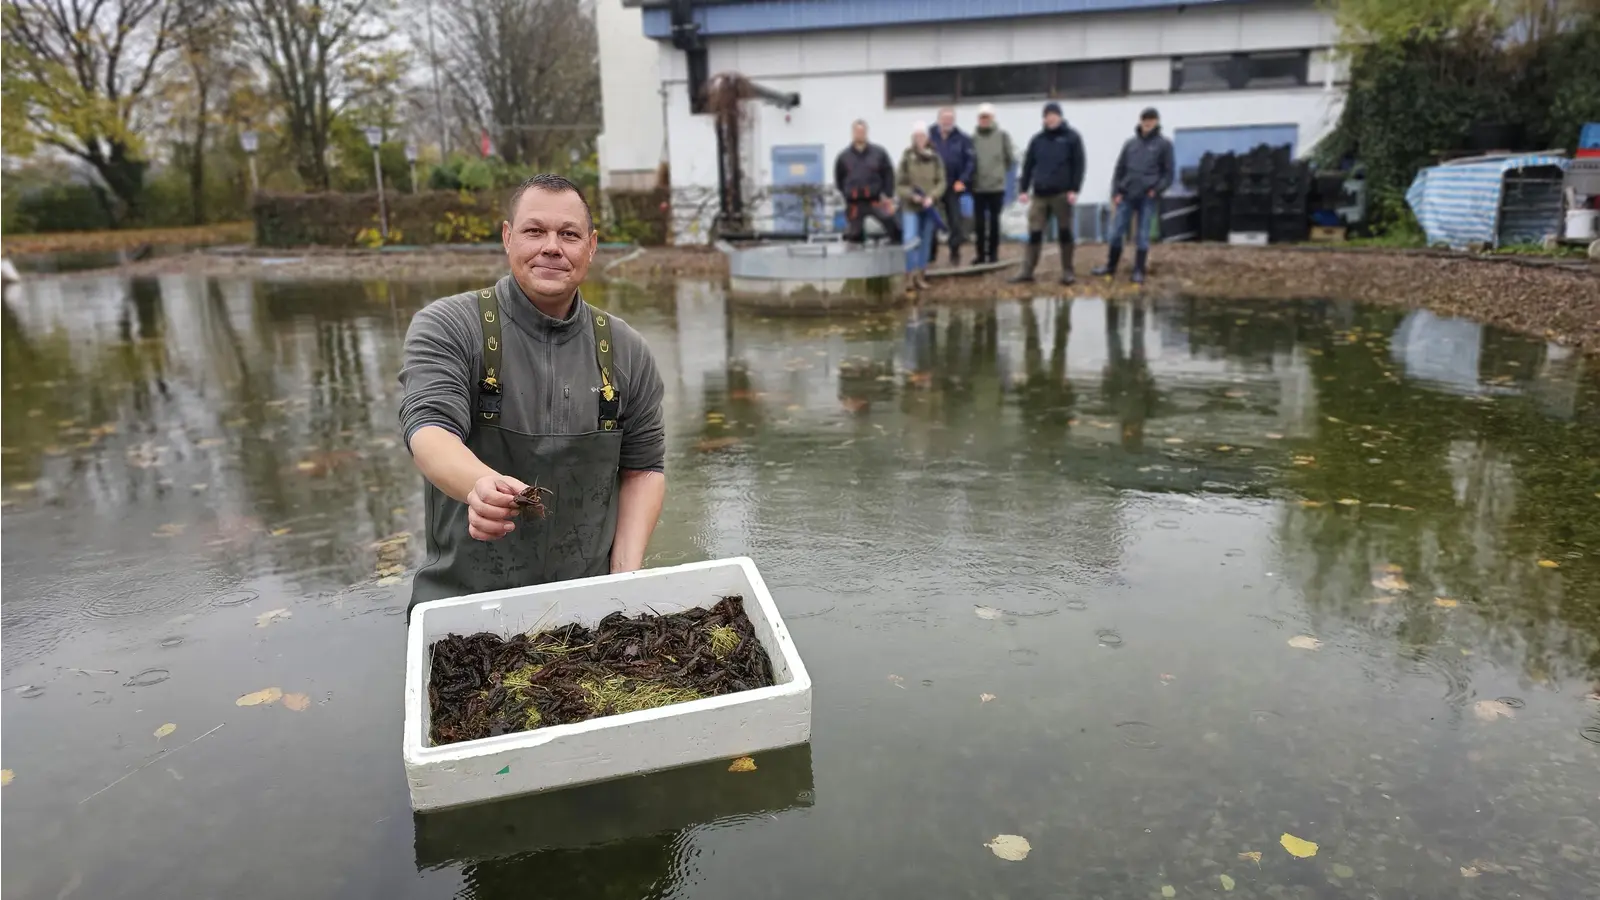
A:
[{"left": 427, "top": 595, "right": 776, "bottom": 746}]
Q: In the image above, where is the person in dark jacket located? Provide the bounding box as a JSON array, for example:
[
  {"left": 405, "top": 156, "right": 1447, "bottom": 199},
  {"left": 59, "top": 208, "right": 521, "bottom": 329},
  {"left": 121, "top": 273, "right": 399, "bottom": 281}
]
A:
[
  {"left": 928, "top": 107, "right": 975, "bottom": 266},
  {"left": 835, "top": 120, "right": 901, "bottom": 243},
  {"left": 1010, "top": 102, "right": 1085, "bottom": 285},
  {"left": 1093, "top": 107, "right": 1174, "bottom": 284}
]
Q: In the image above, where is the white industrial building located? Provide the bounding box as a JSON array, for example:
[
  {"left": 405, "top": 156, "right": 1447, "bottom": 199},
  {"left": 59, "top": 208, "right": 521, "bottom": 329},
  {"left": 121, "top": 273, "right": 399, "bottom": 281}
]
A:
[{"left": 596, "top": 0, "right": 1347, "bottom": 244}]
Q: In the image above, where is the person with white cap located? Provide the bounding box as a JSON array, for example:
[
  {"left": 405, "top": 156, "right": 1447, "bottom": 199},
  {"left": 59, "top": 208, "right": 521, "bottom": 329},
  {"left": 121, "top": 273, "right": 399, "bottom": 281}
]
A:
[
  {"left": 969, "top": 102, "right": 1016, "bottom": 265},
  {"left": 895, "top": 121, "right": 947, "bottom": 293}
]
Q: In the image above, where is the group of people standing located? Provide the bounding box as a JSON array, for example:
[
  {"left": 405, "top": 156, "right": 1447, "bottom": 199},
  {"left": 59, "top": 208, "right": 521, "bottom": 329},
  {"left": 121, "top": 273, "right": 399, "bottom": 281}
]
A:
[{"left": 832, "top": 103, "right": 1175, "bottom": 292}]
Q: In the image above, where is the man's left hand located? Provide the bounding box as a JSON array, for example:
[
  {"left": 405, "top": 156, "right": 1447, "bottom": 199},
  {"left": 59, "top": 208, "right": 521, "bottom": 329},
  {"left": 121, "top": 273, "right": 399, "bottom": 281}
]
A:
[
  {"left": 1147, "top": 189, "right": 1156, "bottom": 198},
  {"left": 1067, "top": 191, "right": 1078, "bottom": 205},
  {"left": 953, "top": 180, "right": 966, "bottom": 193}
]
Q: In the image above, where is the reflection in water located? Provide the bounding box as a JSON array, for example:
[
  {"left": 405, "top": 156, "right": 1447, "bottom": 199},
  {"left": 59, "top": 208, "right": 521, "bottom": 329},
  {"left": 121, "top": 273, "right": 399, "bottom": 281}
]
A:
[{"left": 3, "top": 274, "right": 1599, "bottom": 900}]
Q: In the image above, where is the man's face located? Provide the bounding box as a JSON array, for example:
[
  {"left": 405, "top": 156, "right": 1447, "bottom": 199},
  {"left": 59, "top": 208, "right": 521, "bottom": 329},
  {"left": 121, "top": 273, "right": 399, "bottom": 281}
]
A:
[
  {"left": 1044, "top": 111, "right": 1062, "bottom": 129},
  {"left": 1140, "top": 116, "right": 1158, "bottom": 135},
  {"left": 502, "top": 188, "right": 596, "bottom": 303},
  {"left": 978, "top": 113, "right": 994, "bottom": 129},
  {"left": 852, "top": 122, "right": 867, "bottom": 145},
  {"left": 938, "top": 110, "right": 954, "bottom": 131}
]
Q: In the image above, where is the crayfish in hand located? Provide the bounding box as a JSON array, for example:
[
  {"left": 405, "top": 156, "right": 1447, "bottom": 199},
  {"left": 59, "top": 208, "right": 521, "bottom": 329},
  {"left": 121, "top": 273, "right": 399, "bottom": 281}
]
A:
[{"left": 513, "top": 483, "right": 553, "bottom": 519}]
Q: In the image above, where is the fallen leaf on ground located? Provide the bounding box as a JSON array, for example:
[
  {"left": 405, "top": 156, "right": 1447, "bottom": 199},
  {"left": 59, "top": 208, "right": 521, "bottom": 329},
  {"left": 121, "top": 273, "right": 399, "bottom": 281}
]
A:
[
  {"left": 255, "top": 608, "right": 292, "bottom": 628},
  {"left": 0, "top": 769, "right": 12, "bottom": 786},
  {"left": 236, "top": 687, "right": 283, "bottom": 707},
  {"left": 985, "top": 834, "right": 1030, "bottom": 861},
  {"left": 283, "top": 692, "right": 311, "bottom": 712},
  {"left": 1537, "top": 559, "right": 1560, "bottom": 569},
  {"left": 727, "top": 756, "right": 757, "bottom": 772},
  {"left": 980, "top": 693, "right": 996, "bottom": 703},
  {"left": 1433, "top": 597, "right": 1459, "bottom": 608},
  {"left": 974, "top": 605, "right": 1001, "bottom": 620},
  {"left": 1280, "top": 832, "right": 1318, "bottom": 858},
  {"left": 154, "top": 723, "right": 176, "bottom": 739},
  {"left": 1332, "top": 863, "right": 1354, "bottom": 878},
  {"left": 1372, "top": 573, "right": 1411, "bottom": 592},
  {"left": 1219, "top": 874, "right": 1236, "bottom": 891},
  {"left": 1161, "top": 886, "right": 1176, "bottom": 898},
  {"left": 1238, "top": 851, "right": 1261, "bottom": 866},
  {"left": 1288, "top": 635, "right": 1323, "bottom": 651},
  {"left": 1473, "top": 699, "right": 1515, "bottom": 721},
  {"left": 1460, "top": 866, "right": 1480, "bottom": 878}
]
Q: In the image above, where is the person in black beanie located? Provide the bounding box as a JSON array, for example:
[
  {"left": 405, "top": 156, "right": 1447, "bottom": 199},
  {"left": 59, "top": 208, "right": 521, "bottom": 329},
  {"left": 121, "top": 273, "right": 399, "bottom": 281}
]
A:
[
  {"left": 1010, "top": 101, "right": 1085, "bottom": 285},
  {"left": 1093, "top": 106, "right": 1174, "bottom": 284}
]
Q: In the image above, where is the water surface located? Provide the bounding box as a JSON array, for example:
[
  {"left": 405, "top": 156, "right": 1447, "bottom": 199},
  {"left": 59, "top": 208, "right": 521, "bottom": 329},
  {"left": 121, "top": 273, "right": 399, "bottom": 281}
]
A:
[{"left": 4, "top": 274, "right": 1599, "bottom": 899}]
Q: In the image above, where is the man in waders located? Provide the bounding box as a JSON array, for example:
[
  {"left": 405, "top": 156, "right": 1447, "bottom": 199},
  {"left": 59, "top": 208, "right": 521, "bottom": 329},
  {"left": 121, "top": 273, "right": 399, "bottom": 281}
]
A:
[{"left": 398, "top": 174, "right": 667, "bottom": 613}]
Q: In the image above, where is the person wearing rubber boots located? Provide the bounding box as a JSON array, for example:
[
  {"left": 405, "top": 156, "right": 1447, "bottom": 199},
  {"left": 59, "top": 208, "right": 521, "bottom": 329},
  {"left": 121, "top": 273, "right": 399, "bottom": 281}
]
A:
[
  {"left": 398, "top": 174, "right": 667, "bottom": 615},
  {"left": 835, "top": 120, "right": 902, "bottom": 244},
  {"left": 1010, "top": 102, "right": 1085, "bottom": 285},
  {"left": 970, "top": 103, "right": 1016, "bottom": 265},
  {"left": 1094, "top": 107, "right": 1174, "bottom": 284},
  {"left": 928, "top": 107, "right": 975, "bottom": 267}
]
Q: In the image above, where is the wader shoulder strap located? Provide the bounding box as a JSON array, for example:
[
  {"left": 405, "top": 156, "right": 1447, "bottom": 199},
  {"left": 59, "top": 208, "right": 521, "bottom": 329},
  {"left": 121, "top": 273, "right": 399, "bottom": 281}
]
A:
[
  {"left": 475, "top": 288, "right": 503, "bottom": 422},
  {"left": 591, "top": 308, "right": 620, "bottom": 432}
]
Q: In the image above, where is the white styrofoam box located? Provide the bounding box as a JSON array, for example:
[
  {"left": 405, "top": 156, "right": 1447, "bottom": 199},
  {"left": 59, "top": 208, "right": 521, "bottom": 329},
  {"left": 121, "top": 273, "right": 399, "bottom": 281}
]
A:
[
  {"left": 404, "top": 557, "right": 812, "bottom": 812},
  {"left": 1228, "top": 231, "right": 1270, "bottom": 246}
]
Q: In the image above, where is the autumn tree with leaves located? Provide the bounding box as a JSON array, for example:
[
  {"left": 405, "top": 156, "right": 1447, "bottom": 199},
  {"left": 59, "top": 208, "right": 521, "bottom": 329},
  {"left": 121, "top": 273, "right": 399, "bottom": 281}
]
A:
[{"left": 2, "top": 0, "right": 183, "bottom": 223}]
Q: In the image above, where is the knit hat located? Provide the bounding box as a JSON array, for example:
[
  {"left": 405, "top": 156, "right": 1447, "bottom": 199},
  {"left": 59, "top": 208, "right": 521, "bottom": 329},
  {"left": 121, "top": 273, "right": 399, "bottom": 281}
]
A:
[
  {"left": 912, "top": 121, "right": 928, "bottom": 135},
  {"left": 977, "top": 102, "right": 996, "bottom": 118},
  {"left": 1140, "top": 106, "right": 1160, "bottom": 120},
  {"left": 1043, "top": 102, "right": 1063, "bottom": 118}
]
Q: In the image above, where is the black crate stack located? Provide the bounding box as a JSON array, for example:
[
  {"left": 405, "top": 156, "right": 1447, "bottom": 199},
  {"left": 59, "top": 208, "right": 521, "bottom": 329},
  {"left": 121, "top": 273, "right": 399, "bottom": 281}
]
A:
[
  {"left": 1195, "top": 143, "right": 1309, "bottom": 243},
  {"left": 1197, "top": 151, "right": 1235, "bottom": 242}
]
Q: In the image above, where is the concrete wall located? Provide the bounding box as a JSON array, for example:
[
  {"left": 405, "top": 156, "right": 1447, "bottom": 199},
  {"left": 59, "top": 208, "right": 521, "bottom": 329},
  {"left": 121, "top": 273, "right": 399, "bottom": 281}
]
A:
[
  {"left": 649, "top": 0, "right": 1345, "bottom": 242},
  {"left": 596, "top": 0, "right": 665, "bottom": 190}
]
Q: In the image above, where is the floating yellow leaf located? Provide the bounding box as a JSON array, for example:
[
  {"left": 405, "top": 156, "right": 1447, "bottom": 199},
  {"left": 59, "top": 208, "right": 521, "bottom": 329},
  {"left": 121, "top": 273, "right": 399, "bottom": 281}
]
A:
[
  {"left": 727, "top": 756, "right": 757, "bottom": 772},
  {"left": 0, "top": 769, "right": 12, "bottom": 786},
  {"left": 1332, "top": 863, "right": 1354, "bottom": 879},
  {"left": 1164, "top": 437, "right": 1185, "bottom": 445},
  {"left": 985, "top": 834, "right": 1030, "bottom": 861},
  {"left": 1161, "top": 885, "right": 1176, "bottom": 898},
  {"left": 974, "top": 605, "right": 1002, "bottom": 620},
  {"left": 255, "top": 608, "right": 292, "bottom": 628},
  {"left": 1220, "top": 874, "right": 1235, "bottom": 891},
  {"left": 236, "top": 687, "right": 283, "bottom": 707},
  {"left": 295, "top": 461, "right": 318, "bottom": 472},
  {"left": 1288, "top": 635, "right": 1323, "bottom": 651},
  {"left": 1537, "top": 559, "right": 1560, "bottom": 569},
  {"left": 1372, "top": 573, "right": 1410, "bottom": 592},
  {"left": 1460, "top": 866, "right": 1480, "bottom": 878},
  {"left": 1298, "top": 500, "right": 1324, "bottom": 508},
  {"left": 1337, "top": 498, "right": 1361, "bottom": 506},
  {"left": 1280, "top": 832, "right": 1318, "bottom": 858},
  {"left": 1265, "top": 432, "right": 1284, "bottom": 440},
  {"left": 269, "top": 527, "right": 292, "bottom": 537},
  {"left": 1381, "top": 563, "right": 1404, "bottom": 574},
  {"left": 154, "top": 723, "right": 177, "bottom": 739},
  {"left": 1433, "top": 597, "right": 1459, "bottom": 608},
  {"left": 1238, "top": 851, "right": 1262, "bottom": 866},
  {"left": 980, "top": 693, "right": 996, "bottom": 703},
  {"left": 283, "top": 692, "right": 311, "bottom": 712},
  {"left": 1473, "top": 699, "right": 1515, "bottom": 721}
]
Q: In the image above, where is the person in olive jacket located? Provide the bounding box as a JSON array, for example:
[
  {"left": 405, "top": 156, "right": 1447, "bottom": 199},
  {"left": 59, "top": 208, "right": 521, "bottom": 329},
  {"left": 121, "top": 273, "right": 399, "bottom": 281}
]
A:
[
  {"left": 1010, "top": 102, "right": 1085, "bottom": 285},
  {"left": 1093, "top": 107, "right": 1174, "bottom": 284},
  {"left": 969, "top": 103, "right": 1016, "bottom": 265},
  {"left": 896, "top": 122, "right": 947, "bottom": 292}
]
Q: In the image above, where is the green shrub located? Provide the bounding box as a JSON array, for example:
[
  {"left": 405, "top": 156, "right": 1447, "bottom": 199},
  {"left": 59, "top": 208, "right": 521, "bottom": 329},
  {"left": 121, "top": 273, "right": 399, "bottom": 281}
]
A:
[{"left": 253, "top": 190, "right": 499, "bottom": 247}]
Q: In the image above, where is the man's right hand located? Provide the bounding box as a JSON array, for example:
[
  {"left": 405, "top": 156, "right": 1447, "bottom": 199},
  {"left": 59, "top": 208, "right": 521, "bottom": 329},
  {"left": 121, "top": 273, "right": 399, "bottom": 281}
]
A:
[
  {"left": 1016, "top": 192, "right": 1029, "bottom": 204},
  {"left": 467, "top": 473, "right": 530, "bottom": 541},
  {"left": 1112, "top": 194, "right": 1123, "bottom": 207}
]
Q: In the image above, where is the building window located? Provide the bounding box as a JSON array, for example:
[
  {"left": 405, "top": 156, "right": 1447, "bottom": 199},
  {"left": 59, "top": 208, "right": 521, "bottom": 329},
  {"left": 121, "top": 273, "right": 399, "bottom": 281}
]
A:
[
  {"left": 887, "top": 60, "right": 1128, "bottom": 106},
  {"left": 1054, "top": 60, "right": 1128, "bottom": 98},
  {"left": 1171, "top": 50, "right": 1310, "bottom": 92},
  {"left": 886, "top": 69, "right": 958, "bottom": 105}
]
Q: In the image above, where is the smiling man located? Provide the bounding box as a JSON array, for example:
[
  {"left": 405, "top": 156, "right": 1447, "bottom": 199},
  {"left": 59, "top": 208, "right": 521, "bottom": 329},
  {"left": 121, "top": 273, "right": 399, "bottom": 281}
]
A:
[{"left": 398, "top": 174, "right": 666, "bottom": 613}]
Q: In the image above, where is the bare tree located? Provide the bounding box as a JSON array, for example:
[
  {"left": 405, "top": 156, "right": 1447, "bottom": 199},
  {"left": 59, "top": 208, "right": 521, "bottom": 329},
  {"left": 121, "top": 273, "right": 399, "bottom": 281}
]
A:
[
  {"left": 433, "top": 0, "right": 600, "bottom": 167},
  {"left": 3, "top": 0, "right": 182, "bottom": 222},
  {"left": 236, "top": 0, "right": 390, "bottom": 190},
  {"left": 169, "top": 0, "right": 248, "bottom": 222}
]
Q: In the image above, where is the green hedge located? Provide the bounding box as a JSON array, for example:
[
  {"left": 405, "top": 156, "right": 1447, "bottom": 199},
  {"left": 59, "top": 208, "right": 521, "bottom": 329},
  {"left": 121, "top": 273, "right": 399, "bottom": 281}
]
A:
[
  {"left": 604, "top": 189, "right": 671, "bottom": 246},
  {"left": 253, "top": 190, "right": 502, "bottom": 247}
]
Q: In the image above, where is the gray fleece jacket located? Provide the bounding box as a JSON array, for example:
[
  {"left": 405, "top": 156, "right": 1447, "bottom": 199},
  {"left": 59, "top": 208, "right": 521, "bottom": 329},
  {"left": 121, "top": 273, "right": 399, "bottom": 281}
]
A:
[{"left": 397, "top": 275, "right": 666, "bottom": 472}]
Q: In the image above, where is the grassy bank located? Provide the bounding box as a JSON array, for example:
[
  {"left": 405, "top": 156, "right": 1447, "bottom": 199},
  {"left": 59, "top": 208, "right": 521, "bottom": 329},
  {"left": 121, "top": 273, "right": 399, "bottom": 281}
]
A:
[{"left": 2, "top": 222, "right": 254, "bottom": 256}]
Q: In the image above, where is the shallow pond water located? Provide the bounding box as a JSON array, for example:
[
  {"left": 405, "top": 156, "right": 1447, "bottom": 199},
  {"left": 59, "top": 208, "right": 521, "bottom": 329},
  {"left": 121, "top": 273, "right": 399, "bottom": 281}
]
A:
[{"left": 3, "top": 274, "right": 1599, "bottom": 899}]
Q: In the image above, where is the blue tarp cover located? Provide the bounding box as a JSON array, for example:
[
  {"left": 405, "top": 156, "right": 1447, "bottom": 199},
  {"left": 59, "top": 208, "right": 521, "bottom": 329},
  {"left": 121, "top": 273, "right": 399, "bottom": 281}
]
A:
[{"left": 1405, "top": 154, "right": 1569, "bottom": 249}]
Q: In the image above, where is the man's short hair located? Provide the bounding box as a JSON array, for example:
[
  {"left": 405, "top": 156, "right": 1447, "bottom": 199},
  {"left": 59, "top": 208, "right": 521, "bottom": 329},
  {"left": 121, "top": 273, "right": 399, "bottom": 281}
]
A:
[
  {"left": 505, "top": 173, "right": 594, "bottom": 232},
  {"left": 852, "top": 119, "right": 868, "bottom": 129}
]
